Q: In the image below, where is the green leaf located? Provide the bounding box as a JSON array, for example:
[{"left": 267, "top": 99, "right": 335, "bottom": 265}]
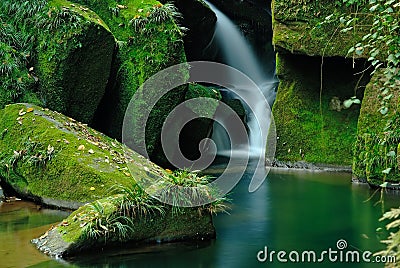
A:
[
  {"left": 355, "top": 46, "right": 364, "bottom": 56},
  {"left": 382, "top": 168, "right": 392, "bottom": 174},
  {"left": 383, "top": 94, "right": 393, "bottom": 100},
  {"left": 343, "top": 99, "right": 353, "bottom": 108},
  {"left": 387, "top": 151, "right": 396, "bottom": 157},
  {"left": 380, "top": 182, "right": 388, "bottom": 188},
  {"left": 370, "top": 4, "right": 379, "bottom": 11},
  {"left": 380, "top": 107, "right": 389, "bottom": 115}
]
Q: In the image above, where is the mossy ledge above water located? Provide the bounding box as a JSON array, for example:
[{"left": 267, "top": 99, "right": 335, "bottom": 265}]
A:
[{"left": 0, "top": 103, "right": 217, "bottom": 256}]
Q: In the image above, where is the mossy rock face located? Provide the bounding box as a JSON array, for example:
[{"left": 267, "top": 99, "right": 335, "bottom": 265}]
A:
[
  {"left": 36, "top": 1, "right": 115, "bottom": 124},
  {"left": 352, "top": 70, "right": 400, "bottom": 185},
  {"left": 272, "top": 52, "right": 369, "bottom": 165},
  {"left": 0, "top": 103, "right": 161, "bottom": 209},
  {"left": 272, "top": 0, "right": 369, "bottom": 57}
]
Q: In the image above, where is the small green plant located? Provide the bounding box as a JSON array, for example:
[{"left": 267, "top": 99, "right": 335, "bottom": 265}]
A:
[
  {"left": 1, "top": 138, "right": 56, "bottom": 171},
  {"left": 156, "top": 169, "right": 231, "bottom": 214},
  {"left": 80, "top": 200, "right": 134, "bottom": 243},
  {"left": 112, "top": 184, "right": 165, "bottom": 218},
  {"left": 375, "top": 207, "right": 400, "bottom": 267}
]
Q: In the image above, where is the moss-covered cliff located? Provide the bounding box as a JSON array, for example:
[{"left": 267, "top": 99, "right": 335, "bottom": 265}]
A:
[
  {"left": 353, "top": 70, "right": 400, "bottom": 186},
  {"left": 271, "top": 0, "right": 372, "bottom": 166},
  {"left": 272, "top": 0, "right": 400, "bottom": 187}
]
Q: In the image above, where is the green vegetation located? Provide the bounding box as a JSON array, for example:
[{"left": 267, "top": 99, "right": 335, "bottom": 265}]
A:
[
  {"left": 272, "top": 0, "right": 370, "bottom": 57},
  {"left": 0, "top": 103, "right": 136, "bottom": 204},
  {"left": 81, "top": 0, "right": 189, "bottom": 152},
  {"left": 0, "top": 0, "right": 115, "bottom": 123},
  {"left": 54, "top": 169, "right": 227, "bottom": 254},
  {"left": 376, "top": 207, "right": 400, "bottom": 268},
  {"left": 272, "top": 53, "right": 368, "bottom": 165}
]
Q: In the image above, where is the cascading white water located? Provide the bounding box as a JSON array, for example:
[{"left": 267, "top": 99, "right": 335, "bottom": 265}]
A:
[{"left": 205, "top": 1, "right": 277, "bottom": 158}]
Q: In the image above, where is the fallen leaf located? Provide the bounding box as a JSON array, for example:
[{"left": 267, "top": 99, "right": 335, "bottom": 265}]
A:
[
  {"left": 88, "top": 149, "right": 94, "bottom": 154},
  {"left": 63, "top": 139, "right": 70, "bottom": 144},
  {"left": 90, "top": 187, "right": 95, "bottom": 191},
  {"left": 26, "top": 107, "right": 34, "bottom": 113},
  {"left": 78, "top": 145, "right": 85, "bottom": 151},
  {"left": 123, "top": 171, "right": 131, "bottom": 177},
  {"left": 18, "top": 109, "right": 26, "bottom": 116}
]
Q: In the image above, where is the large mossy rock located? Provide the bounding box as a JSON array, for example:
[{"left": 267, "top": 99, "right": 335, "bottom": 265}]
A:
[
  {"left": 0, "top": 0, "right": 115, "bottom": 124},
  {"left": 0, "top": 103, "right": 138, "bottom": 209},
  {"left": 36, "top": 0, "right": 115, "bottom": 125},
  {"left": 352, "top": 70, "right": 400, "bottom": 186},
  {"left": 85, "top": 0, "right": 189, "bottom": 147}
]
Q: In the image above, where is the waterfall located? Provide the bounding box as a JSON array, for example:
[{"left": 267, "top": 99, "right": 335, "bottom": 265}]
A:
[{"left": 205, "top": 1, "right": 277, "bottom": 158}]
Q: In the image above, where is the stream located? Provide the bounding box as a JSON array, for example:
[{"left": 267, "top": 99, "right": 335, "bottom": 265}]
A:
[{"left": 1, "top": 167, "right": 399, "bottom": 268}]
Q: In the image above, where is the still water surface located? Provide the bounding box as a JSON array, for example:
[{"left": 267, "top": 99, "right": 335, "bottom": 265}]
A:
[{"left": 1, "top": 168, "right": 399, "bottom": 268}]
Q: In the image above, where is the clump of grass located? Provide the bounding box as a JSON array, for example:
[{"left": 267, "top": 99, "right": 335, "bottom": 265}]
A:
[
  {"left": 1, "top": 137, "right": 57, "bottom": 171},
  {"left": 129, "top": 2, "right": 185, "bottom": 35},
  {"left": 112, "top": 184, "right": 165, "bottom": 218},
  {"left": 80, "top": 199, "right": 134, "bottom": 243},
  {"left": 153, "top": 169, "right": 231, "bottom": 215}
]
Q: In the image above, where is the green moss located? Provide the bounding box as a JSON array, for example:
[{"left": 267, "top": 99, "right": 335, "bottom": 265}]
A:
[
  {"left": 0, "top": 103, "right": 161, "bottom": 204},
  {"left": 272, "top": 0, "right": 370, "bottom": 57},
  {"left": 352, "top": 70, "right": 400, "bottom": 185},
  {"left": 272, "top": 53, "right": 368, "bottom": 165},
  {"left": 36, "top": 0, "right": 115, "bottom": 124},
  {"left": 55, "top": 196, "right": 213, "bottom": 255},
  {"left": 77, "top": 0, "right": 189, "bottom": 164},
  {"left": 0, "top": 0, "right": 115, "bottom": 124}
]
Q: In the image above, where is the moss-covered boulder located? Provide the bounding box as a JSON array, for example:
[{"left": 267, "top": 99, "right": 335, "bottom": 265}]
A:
[
  {"left": 36, "top": 0, "right": 115, "bottom": 124},
  {"left": 86, "top": 0, "right": 188, "bottom": 147},
  {"left": 0, "top": 103, "right": 216, "bottom": 256},
  {"left": 0, "top": 103, "right": 140, "bottom": 208},
  {"left": 32, "top": 196, "right": 215, "bottom": 258},
  {"left": 352, "top": 70, "right": 400, "bottom": 186},
  {"left": 0, "top": 0, "right": 115, "bottom": 124}
]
